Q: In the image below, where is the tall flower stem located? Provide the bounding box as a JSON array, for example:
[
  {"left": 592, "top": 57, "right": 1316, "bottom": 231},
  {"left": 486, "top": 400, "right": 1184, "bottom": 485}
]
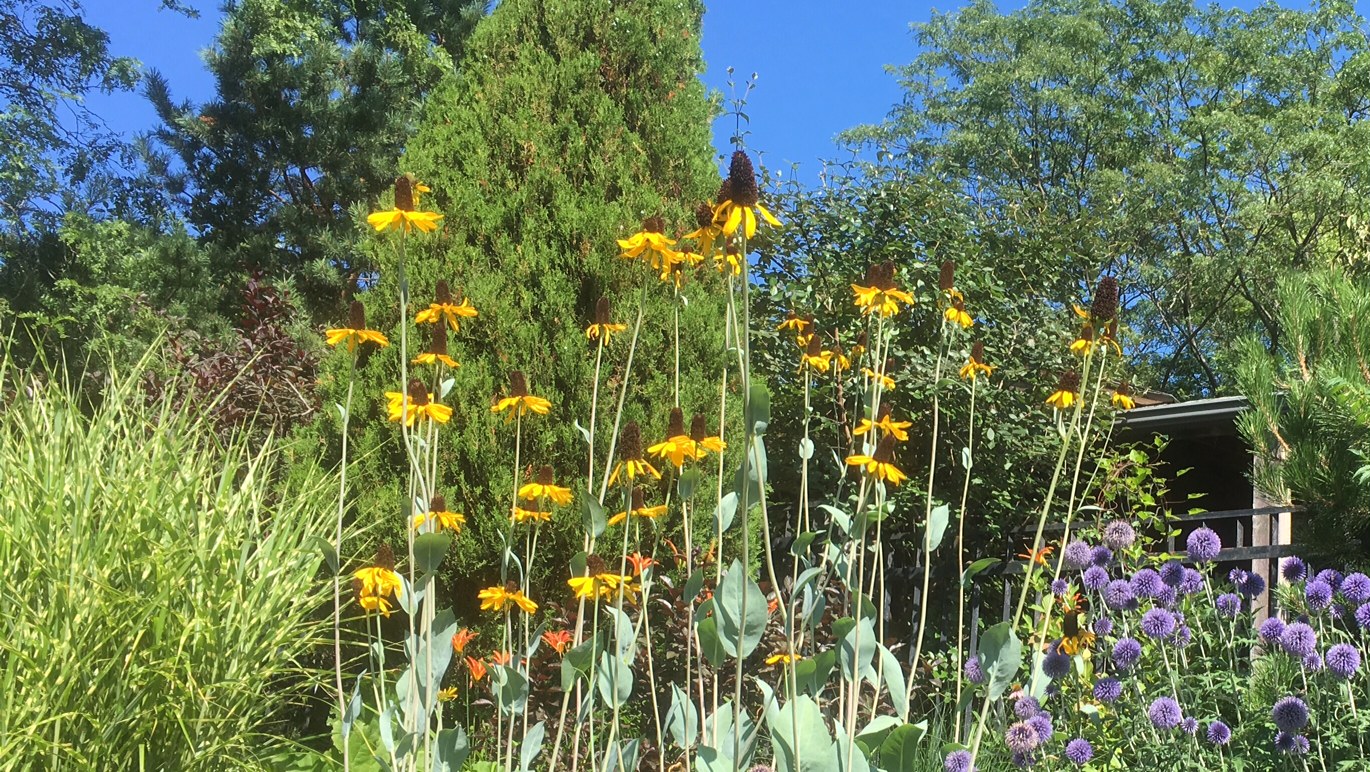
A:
[
  {"left": 952, "top": 375, "right": 979, "bottom": 741},
  {"left": 908, "top": 318, "right": 949, "bottom": 682}
]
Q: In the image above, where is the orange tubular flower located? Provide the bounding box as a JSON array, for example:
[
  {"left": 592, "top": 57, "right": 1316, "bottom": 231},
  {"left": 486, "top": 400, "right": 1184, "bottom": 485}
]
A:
[
  {"left": 367, "top": 175, "right": 443, "bottom": 233},
  {"left": 465, "top": 656, "right": 487, "bottom": 682},
  {"left": 489, "top": 651, "right": 513, "bottom": 667},
  {"left": 626, "top": 552, "right": 655, "bottom": 576},
  {"left": 1017, "top": 545, "right": 1055, "bottom": 566},
  {"left": 385, "top": 380, "right": 453, "bottom": 426},
  {"left": 542, "top": 630, "right": 574, "bottom": 655},
  {"left": 415, "top": 280, "right": 478, "bottom": 331},
  {"left": 325, "top": 300, "right": 390, "bottom": 352},
  {"left": 845, "top": 434, "right": 908, "bottom": 485},
  {"left": 491, "top": 371, "right": 552, "bottom": 422},
  {"left": 451, "top": 628, "right": 478, "bottom": 654}
]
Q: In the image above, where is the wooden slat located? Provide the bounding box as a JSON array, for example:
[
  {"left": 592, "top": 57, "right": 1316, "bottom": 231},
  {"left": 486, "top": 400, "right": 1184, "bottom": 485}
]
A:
[{"left": 1010, "top": 506, "right": 1296, "bottom": 538}]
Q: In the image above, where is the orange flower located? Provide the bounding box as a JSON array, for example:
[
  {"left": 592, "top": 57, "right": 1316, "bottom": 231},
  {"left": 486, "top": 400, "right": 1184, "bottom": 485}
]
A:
[
  {"left": 490, "top": 650, "right": 513, "bottom": 667},
  {"left": 626, "top": 552, "right": 655, "bottom": 576},
  {"left": 465, "top": 655, "right": 487, "bottom": 682},
  {"left": 1017, "top": 545, "right": 1055, "bottom": 566},
  {"left": 542, "top": 630, "right": 574, "bottom": 655},
  {"left": 451, "top": 628, "right": 477, "bottom": 654}
]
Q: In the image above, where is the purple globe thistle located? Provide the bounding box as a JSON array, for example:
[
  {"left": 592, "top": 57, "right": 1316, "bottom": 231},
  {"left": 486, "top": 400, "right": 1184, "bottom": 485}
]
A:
[
  {"left": 1160, "top": 560, "right": 1185, "bottom": 587},
  {"left": 1274, "top": 732, "right": 1310, "bottom": 755},
  {"left": 1103, "top": 579, "right": 1135, "bottom": 611},
  {"left": 1280, "top": 556, "right": 1308, "bottom": 583},
  {"left": 1014, "top": 695, "right": 1042, "bottom": 719},
  {"left": 1112, "top": 638, "right": 1142, "bottom": 670},
  {"left": 1258, "top": 616, "right": 1286, "bottom": 644},
  {"left": 1340, "top": 572, "right": 1370, "bottom": 604},
  {"left": 1172, "top": 625, "right": 1193, "bottom": 648},
  {"left": 1006, "top": 721, "right": 1040, "bottom": 754},
  {"left": 1181, "top": 717, "right": 1199, "bottom": 735},
  {"left": 1357, "top": 602, "right": 1370, "bottom": 630},
  {"left": 1303, "top": 653, "right": 1323, "bottom": 672},
  {"left": 1326, "top": 643, "right": 1360, "bottom": 680},
  {"left": 1179, "top": 568, "right": 1204, "bottom": 595},
  {"left": 1010, "top": 751, "right": 1035, "bottom": 769},
  {"left": 1207, "top": 721, "right": 1232, "bottom": 746},
  {"left": 1237, "top": 572, "right": 1266, "bottom": 598},
  {"left": 1280, "top": 622, "right": 1317, "bottom": 658},
  {"left": 1043, "top": 645, "right": 1072, "bottom": 680},
  {"left": 1103, "top": 520, "right": 1136, "bottom": 550},
  {"left": 1090, "top": 545, "right": 1113, "bottom": 567},
  {"left": 1315, "top": 568, "right": 1342, "bottom": 592},
  {"left": 1064, "top": 738, "right": 1093, "bottom": 766},
  {"left": 1092, "top": 617, "right": 1114, "bottom": 637},
  {"left": 1215, "top": 593, "right": 1242, "bottom": 618},
  {"left": 1093, "top": 677, "right": 1122, "bottom": 703},
  {"left": 1141, "top": 608, "right": 1178, "bottom": 639},
  {"left": 1148, "top": 697, "right": 1183, "bottom": 730},
  {"left": 1331, "top": 603, "right": 1348, "bottom": 622},
  {"left": 1131, "top": 568, "right": 1164, "bottom": 599},
  {"left": 1082, "top": 565, "right": 1110, "bottom": 592},
  {"left": 1028, "top": 714, "right": 1054, "bottom": 744},
  {"left": 964, "top": 654, "right": 986, "bottom": 684},
  {"left": 1063, "top": 540, "right": 1093, "bottom": 571},
  {"left": 1272, "top": 696, "right": 1309, "bottom": 733},
  {"left": 1051, "top": 578, "right": 1070, "bottom": 597},
  {"left": 1186, "top": 527, "right": 1222, "bottom": 563},
  {"left": 944, "top": 750, "right": 973, "bottom": 772},
  {"left": 1305, "top": 579, "right": 1333, "bottom": 611}
]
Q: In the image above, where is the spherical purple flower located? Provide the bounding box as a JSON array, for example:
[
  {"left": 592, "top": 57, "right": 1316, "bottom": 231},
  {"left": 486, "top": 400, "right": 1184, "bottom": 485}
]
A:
[
  {"left": 1082, "top": 565, "right": 1109, "bottom": 592},
  {"left": 1014, "top": 695, "right": 1042, "bottom": 719},
  {"left": 1051, "top": 578, "right": 1070, "bottom": 597},
  {"left": 1043, "top": 646, "right": 1072, "bottom": 680},
  {"left": 1159, "top": 560, "right": 1185, "bottom": 588},
  {"left": 1179, "top": 568, "right": 1204, "bottom": 595},
  {"left": 1229, "top": 567, "right": 1248, "bottom": 586},
  {"left": 1172, "top": 625, "right": 1193, "bottom": 648},
  {"left": 964, "top": 654, "right": 986, "bottom": 684},
  {"left": 1064, "top": 738, "right": 1092, "bottom": 766},
  {"left": 1103, "top": 520, "right": 1136, "bottom": 550},
  {"left": 1092, "top": 617, "right": 1113, "bottom": 637},
  {"left": 1090, "top": 545, "right": 1113, "bottom": 567},
  {"left": 1093, "top": 677, "right": 1122, "bottom": 703},
  {"left": 1112, "top": 637, "right": 1142, "bottom": 669},
  {"left": 1131, "top": 568, "right": 1164, "bottom": 599},
  {"left": 1148, "top": 697, "right": 1183, "bottom": 730},
  {"left": 1258, "top": 616, "right": 1286, "bottom": 643},
  {"left": 1063, "top": 540, "right": 1093, "bottom": 571},
  {"left": 1010, "top": 751, "right": 1035, "bottom": 769},
  {"left": 1237, "top": 572, "right": 1266, "bottom": 598},
  {"left": 1340, "top": 572, "right": 1370, "bottom": 604},
  {"left": 1280, "top": 622, "right": 1317, "bottom": 658},
  {"left": 1207, "top": 720, "right": 1231, "bottom": 746},
  {"left": 944, "top": 750, "right": 973, "bottom": 772},
  {"left": 1280, "top": 556, "right": 1307, "bottom": 583},
  {"left": 1274, "top": 732, "right": 1310, "bottom": 755},
  {"left": 1272, "top": 696, "right": 1309, "bottom": 733},
  {"left": 1141, "top": 608, "right": 1177, "bottom": 639},
  {"left": 1303, "top": 652, "right": 1323, "bottom": 672},
  {"left": 1305, "top": 579, "right": 1333, "bottom": 611},
  {"left": 1103, "top": 579, "right": 1134, "bottom": 611},
  {"left": 1186, "top": 527, "right": 1222, "bottom": 563},
  {"left": 1006, "top": 721, "right": 1039, "bottom": 754},
  {"left": 1315, "top": 568, "right": 1342, "bottom": 592},
  {"left": 1215, "top": 593, "right": 1242, "bottom": 618},
  {"left": 1357, "top": 602, "right": 1370, "bottom": 630},
  {"left": 1181, "top": 717, "right": 1199, "bottom": 735},
  {"left": 1326, "top": 643, "right": 1360, "bottom": 680},
  {"left": 1028, "top": 714, "right": 1054, "bottom": 744}
]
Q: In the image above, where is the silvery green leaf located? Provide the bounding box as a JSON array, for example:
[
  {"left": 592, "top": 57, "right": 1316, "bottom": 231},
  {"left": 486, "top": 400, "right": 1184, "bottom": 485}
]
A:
[
  {"left": 432, "top": 725, "right": 469, "bottom": 772},
  {"left": 519, "top": 721, "right": 545, "bottom": 772},
  {"left": 979, "top": 622, "right": 1023, "bottom": 700},
  {"left": 342, "top": 669, "right": 365, "bottom": 739},
  {"left": 439, "top": 377, "right": 455, "bottom": 399},
  {"left": 666, "top": 684, "right": 699, "bottom": 749},
  {"left": 595, "top": 650, "right": 633, "bottom": 706},
  {"left": 798, "top": 438, "right": 814, "bottom": 459},
  {"left": 574, "top": 419, "right": 592, "bottom": 446},
  {"left": 715, "top": 491, "right": 739, "bottom": 532},
  {"left": 926, "top": 504, "right": 950, "bottom": 552}
]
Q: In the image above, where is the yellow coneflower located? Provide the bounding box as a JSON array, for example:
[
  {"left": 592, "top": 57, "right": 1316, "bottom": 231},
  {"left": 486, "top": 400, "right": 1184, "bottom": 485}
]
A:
[
  {"left": 1046, "top": 370, "right": 1081, "bottom": 410},
  {"left": 682, "top": 201, "right": 724, "bottom": 258},
  {"left": 831, "top": 344, "right": 851, "bottom": 374},
  {"left": 689, "top": 413, "right": 726, "bottom": 458},
  {"left": 715, "top": 244, "right": 744, "bottom": 276},
  {"left": 386, "top": 380, "right": 453, "bottom": 426},
  {"left": 939, "top": 260, "right": 964, "bottom": 304},
  {"left": 765, "top": 651, "right": 802, "bottom": 666},
  {"left": 845, "top": 434, "right": 909, "bottom": 485},
  {"left": 648, "top": 408, "right": 695, "bottom": 469},
  {"left": 798, "top": 335, "right": 833, "bottom": 374},
  {"left": 852, "top": 403, "right": 912, "bottom": 442},
  {"left": 415, "top": 281, "right": 478, "bottom": 331},
  {"left": 794, "top": 314, "right": 816, "bottom": 348},
  {"left": 850, "top": 330, "right": 868, "bottom": 361},
  {"left": 353, "top": 544, "right": 403, "bottom": 617},
  {"left": 413, "top": 322, "right": 460, "bottom": 368},
  {"left": 1099, "top": 319, "right": 1122, "bottom": 355},
  {"left": 567, "top": 555, "right": 640, "bottom": 602},
  {"left": 1057, "top": 595, "right": 1097, "bottom": 655},
  {"left": 478, "top": 583, "right": 537, "bottom": 614},
  {"left": 713, "top": 150, "right": 782, "bottom": 238},
  {"left": 437, "top": 687, "right": 459, "bottom": 702},
  {"left": 608, "top": 422, "right": 661, "bottom": 485},
  {"left": 1111, "top": 382, "right": 1136, "bottom": 411},
  {"left": 944, "top": 297, "right": 974, "bottom": 329},
  {"left": 492, "top": 371, "right": 552, "bottom": 422},
  {"left": 960, "top": 341, "right": 994, "bottom": 381},
  {"left": 367, "top": 175, "right": 444, "bottom": 233},
  {"left": 325, "top": 300, "right": 390, "bottom": 352},
  {"left": 618, "top": 215, "right": 682, "bottom": 276},
  {"left": 851, "top": 261, "right": 915, "bottom": 317},
  {"left": 511, "top": 506, "right": 552, "bottom": 524},
  {"left": 608, "top": 488, "right": 668, "bottom": 527},
  {"left": 861, "top": 357, "right": 898, "bottom": 391},
  {"left": 1069, "top": 324, "right": 1095, "bottom": 356},
  {"left": 519, "top": 465, "right": 573, "bottom": 506},
  {"left": 585, "top": 296, "right": 628, "bottom": 343},
  {"left": 412, "top": 494, "right": 466, "bottom": 533},
  {"left": 777, "top": 311, "right": 810, "bottom": 334}
]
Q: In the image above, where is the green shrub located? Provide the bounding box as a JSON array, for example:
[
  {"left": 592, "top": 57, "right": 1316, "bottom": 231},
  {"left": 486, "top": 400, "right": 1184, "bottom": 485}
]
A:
[{"left": 0, "top": 349, "right": 335, "bottom": 769}]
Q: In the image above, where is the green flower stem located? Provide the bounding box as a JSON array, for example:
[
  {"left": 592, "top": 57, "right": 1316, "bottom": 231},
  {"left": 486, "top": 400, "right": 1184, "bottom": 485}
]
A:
[
  {"left": 333, "top": 374, "right": 354, "bottom": 772},
  {"left": 952, "top": 375, "right": 979, "bottom": 742},
  {"left": 908, "top": 316, "right": 950, "bottom": 683}
]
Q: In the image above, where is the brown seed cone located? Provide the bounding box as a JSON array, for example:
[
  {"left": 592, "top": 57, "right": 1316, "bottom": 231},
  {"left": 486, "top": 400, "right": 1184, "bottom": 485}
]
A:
[
  {"left": 939, "top": 260, "right": 956, "bottom": 291},
  {"left": 630, "top": 488, "right": 646, "bottom": 511},
  {"left": 508, "top": 371, "right": 529, "bottom": 398},
  {"left": 375, "top": 543, "right": 396, "bottom": 572},
  {"left": 435, "top": 280, "right": 452, "bottom": 304},
  {"left": 428, "top": 322, "right": 448, "bottom": 356},
  {"left": 715, "top": 178, "right": 734, "bottom": 206},
  {"left": 537, "top": 465, "right": 555, "bottom": 485},
  {"left": 666, "top": 407, "right": 684, "bottom": 438},
  {"left": 805, "top": 335, "right": 823, "bottom": 357},
  {"left": 393, "top": 175, "right": 415, "bottom": 211},
  {"left": 876, "top": 402, "right": 892, "bottom": 420},
  {"left": 585, "top": 555, "right": 609, "bottom": 577},
  {"left": 695, "top": 201, "right": 715, "bottom": 229},
  {"left": 642, "top": 215, "right": 664, "bottom": 234},
  {"left": 430, "top": 494, "right": 447, "bottom": 513},
  {"left": 407, "top": 379, "right": 429, "bottom": 406},
  {"left": 595, "top": 296, "right": 612, "bottom": 325},
  {"left": 727, "top": 150, "right": 759, "bottom": 206},
  {"left": 971, "top": 341, "right": 985, "bottom": 363},
  {"left": 1091, "top": 276, "right": 1119, "bottom": 323},
  {"left": 348, "top": 300, "right": 366, "bottom": 330},
  {"left": 1057, "top": 370, "right": 1081, "bottom": 393},
  {"left": 620, "top": 421, "right": 643, "bottom": 461},
  {"left": 689, "top": 413, "right": 709, "bottom": 442},
  {"left": 873, "top": 434, "right": 897, "bottom": 463}
]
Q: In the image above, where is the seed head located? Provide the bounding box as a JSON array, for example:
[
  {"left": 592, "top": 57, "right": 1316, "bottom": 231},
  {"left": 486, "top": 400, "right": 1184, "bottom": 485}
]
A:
[
  {"left": 971, "top": 341, "right": 985, "bottom": 362},
  {"left": 666, "top": 407, "right": 684, "bottom": 438},
  {"left": 1091, "top": 275, "right": 1119, "bottom": 323},
  {"left": 508, "top": 371, "right": 529, "bottom": 398},
  {"left": 939, "top": 260, "right": 955, "bottom": 291},
  {"left": 586, "top": 554, "right": 608, "bottom": 576},
  {"left": 696, "top": 201, "right": 715, "bottom": 229},
  {"left": 873, "top": 434, "right": 897, "bottom": 463},
  {"left": 393, "top": 175, "right": 416, "bottom": 211},
  {"left": 1056, "top": 370, "right": 1081, "bottom": 394},
  {"left": 805, "top": 335, "right": 823, "bottom": 357},
  {"left": 689, "top": 413, "right": 709, "bottom": 442},
  {"left": 715, "top": 178, "right": 734, "bottom": 207},
  {"left": 595, "top": 296, "right": 612, "bottom": 325},
  {"left": 348, "top": 300, "right": 367, "bottom": 330},
  {"left": 642, "top": 215, "right": 664, "bottom": 234},
  {"left": 727, "top": 150, "right": 759, "bottom": 206},
  {"left": 435, "top": 280, "right": 452, "bottom": 304},
  {"left": 537, "top": 465, "right": 555, "bottom": 486},
  {"left": 407, "top": 379, "right": 429, "bottom": 406},
  {"left": 375, "top": 542, "right": 396, "bottom": 571},
  {"left": 427, "top": 322, "right": 448, "bottom": 356},
  {"left": 620, "top": 421, "right": 643, "bottom": 461},
  {"left": 630, "top": 488, "right": 646, "bottom": 511},
  {"left": 431, "top": 494, "right": 447, "bottom": 512}
]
